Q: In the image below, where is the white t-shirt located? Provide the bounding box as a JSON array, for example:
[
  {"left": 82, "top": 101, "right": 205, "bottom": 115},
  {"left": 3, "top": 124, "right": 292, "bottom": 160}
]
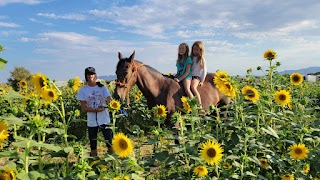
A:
[
  {"left": 192, "top": 57, "right": 207, "bottom": 83},
  {"left": 77, "top": 85, "right": 111, "bottom": 127}
]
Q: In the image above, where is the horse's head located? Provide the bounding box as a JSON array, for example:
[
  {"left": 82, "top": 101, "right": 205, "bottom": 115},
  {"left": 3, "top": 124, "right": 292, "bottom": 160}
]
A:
[{"left": 113, "top": 51, "right": 138, "bottom": 103}]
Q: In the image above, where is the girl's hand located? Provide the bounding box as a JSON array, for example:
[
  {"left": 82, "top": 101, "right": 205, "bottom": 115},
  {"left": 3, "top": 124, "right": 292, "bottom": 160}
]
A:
[
  {"left": 199, "top": 82, "right": 204, "bottom": 86},
  {"left": 174, "top": 78, "right": 180, "bottom": 82}
]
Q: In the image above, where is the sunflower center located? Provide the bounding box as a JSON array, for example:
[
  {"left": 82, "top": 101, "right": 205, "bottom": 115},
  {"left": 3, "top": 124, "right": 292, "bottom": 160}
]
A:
[
  {"left": 157, "top": 108, "right": 163, "bottom": 114},
  {"left": 294, "top": 148, "right": 302, "bottom": 154},
  {"left": 198, "top": 167, "right": 204, "bottom": 171},
  {"left": 119, "top": 139, "right": 128, "bottom": 150},
  {"left": 267, "top": 53, "right": 274, "bottom": 58},
  {"left": 48, "top": 91, "right": 54, "bottom": 98},
  {"left": 225, "top": 84, "right": 231, "bottom": 90},
  {"left": 279, "top": 94, "right": 286, "bottom": 101},
  {"left": 207, "top": 148, "right": 216, "bottom": 158},
  {"left": 112, "top": 103, "right": 117, "bottom": 108},
  {"left": 247, "top": 90, "right": 254, "bottom": 97},
  {"left": 40, "top": 78, "right": 45, "bottom": 88},
  {"left": 293, "top": 76, "right": 300, "bottom": 82}
]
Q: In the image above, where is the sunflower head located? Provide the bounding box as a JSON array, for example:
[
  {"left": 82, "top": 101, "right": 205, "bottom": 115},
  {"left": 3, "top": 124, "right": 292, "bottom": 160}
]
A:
[
  {"left": 31, "top": 72, "right": 48, "bottom": 94},
  {"left": 290, "top": 73, "right": 303, "bottom": 86},
  {"left": 41, "top": 88, "right": 58, "bottom": 103},
  {"left": 193, "top": 165, "right": 208, "bottom": 177},
  {"left": 134, "top": 95, "right": 140, "bottom": 102},
  {"left": 303, "top": 164, "right": 310, "bottom": 174},
  {"left": 109, "top": 99, "right": 121, "bottom": 111},
  {"left": 0, "top": 121, "right": 9, "bottom": 149},
  {"left": 289, "top": 143, "right": 309, "bottom": 160},
  {"left": 222, "top": 162, "right": 232, "bottom": 169},
  {"left": 112, "top": 132, "right": 133, "bottom": 158},
  {"left": 274, "top": 90, "right": 291, "bottom": 106},
  {"left": 154, "top": 104, "right": 167, "bottom": 118},
  {"left": 263, "top": 49, "right": 277, "bottom": 60},
  {"left": 18, "top": 80, "right": 28, "bottom": 89},
  {"left": 241, "top": 86, "right": 260, "bottom": 103},
  {"left": 281, "top": 174, "right": 294, "bottom": 180},
  {"left": 215, "top": 79, "right": 236, "bottom": 98},
  {"left": 199, "top": 140, "right": 224, "bottom": 165},
  {"left": 259, "top": 158, "right": 270, "bottom": 169}
]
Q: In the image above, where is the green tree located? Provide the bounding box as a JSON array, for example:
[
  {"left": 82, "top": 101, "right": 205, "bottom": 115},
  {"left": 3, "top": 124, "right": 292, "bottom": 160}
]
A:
[{"left": 7, "top": 66, "right": 32, "bottom": 91}]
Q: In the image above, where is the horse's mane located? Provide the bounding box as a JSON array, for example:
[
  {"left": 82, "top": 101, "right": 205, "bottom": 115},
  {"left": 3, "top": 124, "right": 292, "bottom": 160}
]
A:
[{"left": 118, "top": 58, "right": 173, "bottom": 79}]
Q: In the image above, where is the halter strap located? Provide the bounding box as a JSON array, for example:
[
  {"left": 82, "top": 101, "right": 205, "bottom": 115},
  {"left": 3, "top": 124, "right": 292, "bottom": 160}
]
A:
[{"left": 115, "top": 60, "right": 144, "bottom": 88}]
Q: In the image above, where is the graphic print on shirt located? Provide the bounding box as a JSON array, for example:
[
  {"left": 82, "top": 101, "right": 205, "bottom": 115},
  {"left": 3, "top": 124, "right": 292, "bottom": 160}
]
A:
[{"left": 87, "top": 90, "right": 104, "bottom": 108}]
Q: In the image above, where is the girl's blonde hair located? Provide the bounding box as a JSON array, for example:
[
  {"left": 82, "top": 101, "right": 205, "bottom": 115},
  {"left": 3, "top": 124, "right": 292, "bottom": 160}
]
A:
[
  {"left": 176, "top": 43, "right": 190, "bottom": 64},
  {"left": 191, "top": 41, "right": 205, "bottom": 67}
]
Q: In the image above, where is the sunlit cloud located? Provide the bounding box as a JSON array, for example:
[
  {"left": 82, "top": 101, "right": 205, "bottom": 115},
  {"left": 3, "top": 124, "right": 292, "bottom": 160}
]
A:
[
  {"left": 0, "top": 22, "right": 20, "bottom": 28},
  {"left": 37, "top": 13, "right": 87, "bottom": 21}
]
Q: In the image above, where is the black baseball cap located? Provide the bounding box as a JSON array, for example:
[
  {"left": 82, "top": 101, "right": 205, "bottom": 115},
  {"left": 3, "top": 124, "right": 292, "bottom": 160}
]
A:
[{"left": 85, "top": 67, "right": 96, "bottom": 75}]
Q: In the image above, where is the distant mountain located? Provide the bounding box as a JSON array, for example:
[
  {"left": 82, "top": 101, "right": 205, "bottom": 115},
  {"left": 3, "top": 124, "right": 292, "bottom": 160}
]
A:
[
  {"left": 98, "top": 75, "right": 116, "bottom": 80},
  {"left": 279, "top": 67, "right": 320, "bottom": 75}
]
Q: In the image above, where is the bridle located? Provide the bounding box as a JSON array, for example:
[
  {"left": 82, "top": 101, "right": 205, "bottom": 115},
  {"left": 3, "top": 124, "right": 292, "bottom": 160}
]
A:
[
  {"left": 115, "top": 60, "right": 144, "bottom": 88},
  {"left": 115, "top": 60, "right": 144, "bottom": 105}
]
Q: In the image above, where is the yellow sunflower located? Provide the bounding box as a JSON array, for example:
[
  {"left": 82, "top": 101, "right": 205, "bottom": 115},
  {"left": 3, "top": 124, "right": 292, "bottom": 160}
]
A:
[
  {"left": 281, "top": 174, "right": 294, "bottom": 180},
  {"left": 138, "top": 91, "right": 143, "bottom": 97},
  {"left": 303, "top": 164, "right": 310, "bottom": 174},
  {"left": 31, "top": 72, "right": 47, "bottom": 93},
  {"left": 289, "top": 143, "right": 309, "bottom": 160},
  {"left": 259, "top": 158, "right": 270, "bottom": 169},
  {"left": 181, "top": 96, "right": 188, "bottom": 103},
  {"left": 274, "top": 90, "right": 291, "bottom": 106},
  {"left": 290, "top": 73, "right": 303, "bottom": 86},
  {"left": 199, "top": 140, "right": 224, "bottom": 165},
  {"left": 263, "top": 49, "right": 277, "bottom": 60},
  {"left": 214, "top": 70, "right": 229, "bottom": 86},
  {"left": 182, "top": 101, "right": 192, "bottom": 113},
  {"left": 1, "top": 166, "right": 16, "bottom": 180},
  {"left": 134, "top": 95, "right": 140, "bottom": 102},
  {"left": 0, "top": 121, "right": 9, "bottom": 147},
  {"left": 72, "top": 76, "right": 81, "bottom": 92},
  {"left": 41, "top": 88, "right": 58, "bottom": 103},
  {"left": 109, "top": 99, "right": 121, "bottom": 111},
  {"left": 18, "top": 80, "right": 27, "bottom": 89},
  {"left": 216, "top": 80, "right": 236, "bottom": 98},
  {"left": 222, "top": 162, "right": 232, "bottom": 169},
  {"left": 193, "top": 165, "right": 208, "bottom": 177},
  {"left": 112, "top": 132, "right": 133, "bottom": 158},
  {"left": 155, "top": 105, "right": 167, "bottom": 118},
  {"left": 242, "top": 86, "right": 260, "bottom": 103},
  {"left": 123, "top": 176, "right": 130, "bottom": 180}
]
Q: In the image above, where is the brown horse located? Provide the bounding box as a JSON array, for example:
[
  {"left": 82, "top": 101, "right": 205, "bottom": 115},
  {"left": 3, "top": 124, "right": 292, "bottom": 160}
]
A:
[{"left": 114, "top": 51, "right": 230, "bottom": 116}]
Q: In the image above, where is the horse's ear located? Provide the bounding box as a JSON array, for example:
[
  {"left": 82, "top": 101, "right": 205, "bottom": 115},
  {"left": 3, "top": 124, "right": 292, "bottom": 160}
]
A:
[
  {"left": 129, "top": 51, "right": 135, "bottom": 62},
  {"left": 118, "top": 52, "right": 123, "bottom": 60}
]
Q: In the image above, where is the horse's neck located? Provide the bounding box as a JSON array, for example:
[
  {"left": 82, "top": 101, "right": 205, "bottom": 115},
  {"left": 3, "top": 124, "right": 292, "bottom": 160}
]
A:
[{"left": 136, "top": 67, "right": 165, "bottom": 99}]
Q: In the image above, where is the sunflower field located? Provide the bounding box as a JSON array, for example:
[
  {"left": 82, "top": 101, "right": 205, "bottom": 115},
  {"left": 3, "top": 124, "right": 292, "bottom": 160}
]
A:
[{"left": 0, "top": 49, "right": 319, "bottom": 180}]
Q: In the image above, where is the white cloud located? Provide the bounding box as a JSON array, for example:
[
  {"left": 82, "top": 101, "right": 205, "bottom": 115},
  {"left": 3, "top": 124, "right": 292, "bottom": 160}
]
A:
[
  {"left": 37, "top": 13, "right": 87, "bottom": 21},
  {"left": 90, "top": 27, "right": 111, "bottom": 32},
  {"left": 0, "top": 22, "right": 20, "bottom": 27},
  {"left": 0, "top": 0, "right": 44, "bottom": 6}
]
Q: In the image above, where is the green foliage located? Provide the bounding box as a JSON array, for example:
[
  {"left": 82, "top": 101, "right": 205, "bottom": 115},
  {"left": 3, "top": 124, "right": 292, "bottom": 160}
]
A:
[
  {"left": 7, "top": 66, "right": 32, "bottom": 90},
  {"left": 0, "top": 53, "right": 320, "bottom": 179}
]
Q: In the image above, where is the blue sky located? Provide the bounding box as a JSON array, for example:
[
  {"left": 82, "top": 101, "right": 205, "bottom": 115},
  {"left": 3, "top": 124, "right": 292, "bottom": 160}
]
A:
[{"left": 1, "top": 0, "right": 320, "bottom": 83}]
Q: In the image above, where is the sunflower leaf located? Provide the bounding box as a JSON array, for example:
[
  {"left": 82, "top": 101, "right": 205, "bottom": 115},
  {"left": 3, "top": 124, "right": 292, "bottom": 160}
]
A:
[{"left": 261, "top": 126, "right": 279, "bottom": 138}]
